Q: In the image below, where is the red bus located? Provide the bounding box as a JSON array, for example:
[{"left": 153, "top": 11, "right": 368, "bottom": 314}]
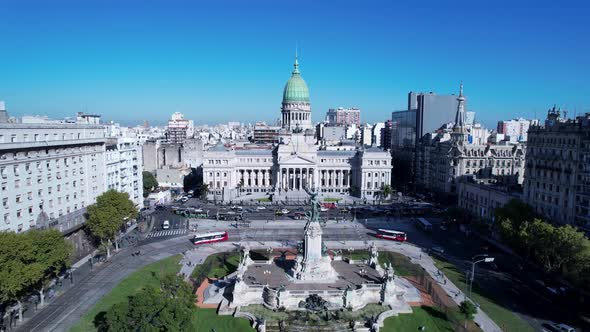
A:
[
  {"left": 375, "top": 229, "right": 407, "bottom": 242},
  {"left": 190, "top": 231, "right": 228, "bottom": 245}
]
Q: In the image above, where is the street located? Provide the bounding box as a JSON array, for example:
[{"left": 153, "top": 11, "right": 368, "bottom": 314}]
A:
[{"left": 14, "top": 201, "right": 584, "bottom": 332}]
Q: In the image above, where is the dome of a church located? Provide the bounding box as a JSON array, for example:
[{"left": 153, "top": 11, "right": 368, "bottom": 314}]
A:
[{"left": 282, "top": 57, "right": 310, "bottom": 104}]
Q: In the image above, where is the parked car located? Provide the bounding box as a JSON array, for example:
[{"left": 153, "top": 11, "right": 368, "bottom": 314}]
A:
[
  {"left": 256, "top": 206, "right": 266, "bottom": 210},
  {"left": 430, "top": 246, "right": 445, "bottom": 255},
  {"left": 162, "top": 220, "right": 170, "bottom": 230}
]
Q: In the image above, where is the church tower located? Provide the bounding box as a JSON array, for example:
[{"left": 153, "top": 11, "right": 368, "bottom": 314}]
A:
[
  {"left": 281, "top": 55, "right": 312, "bottom": 131},
  {"left": 451, "top": 82, "right": 468, "bottom": 144}
]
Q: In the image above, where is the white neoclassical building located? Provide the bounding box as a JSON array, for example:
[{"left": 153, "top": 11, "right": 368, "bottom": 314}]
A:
[{"left": 203, "top": 56, "right": 392, "bottom": 202}]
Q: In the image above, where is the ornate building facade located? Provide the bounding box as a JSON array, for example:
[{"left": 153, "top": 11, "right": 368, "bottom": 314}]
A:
[
  {"left": 524, "top": 108, "right": 590, "bottom": 227},
  {"left": 202, "top": 56, "right": 392, "bottom": 201},
  {"left": 415, "top": 84, "right": 526, "bottom": 195}
]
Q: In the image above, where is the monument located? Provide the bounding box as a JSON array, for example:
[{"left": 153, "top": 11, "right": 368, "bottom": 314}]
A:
[
  {"left": 290, "top": 190, "right": 338, "bottom": 282},
  {"left": 224, "top": 189, "right": 419, "bottom": 325}
]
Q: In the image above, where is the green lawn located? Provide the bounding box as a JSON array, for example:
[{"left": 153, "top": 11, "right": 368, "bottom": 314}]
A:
[
  {"left": 70, "top": 255, "right": 182, "bottom": 332},
  {"left": 379, "top": 251, "right": 426, "bottom": 277},
  {"left": 382, "top": 306, "right": 455, "bottom": 332},
  {"left": 323, "top": 197, "right": 342, "bottom": 202},
  {"left": 433, "top": 258, "right": 534, "bottom": 332},
  {"left": 256, "top": 197, "right": 271, "bottom": 202},
  {"left": 192, "top": 308, "right": 254, "bottom": 332},
  {"left": 191, "top": 251, "right": 241, "bottom": 281},
  {"left": 70, "top": 254, "right": 253, "bottom": 332}
]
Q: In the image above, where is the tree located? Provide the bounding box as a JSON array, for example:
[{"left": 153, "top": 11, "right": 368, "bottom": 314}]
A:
[
  {"left": 381, "top": 184, "right": 392, "bottom": 201},
  {"left": 27, "top": 229, "right": 73, "bottom": 307},
  {"left": 101, "top": 274, "right": 196, "bottom": 331},
  {"left": 142, "top": 171, "right": 158, "bottom": 198},
  {"left": 0, "top": 232, "right": 38, "bottom": 322},
  {"left": 196, "top": 183, "right": 209, "bottom": 200},
  {"left": 86, "top": 190, "right": 138, "bottom": 258},
  {"left": 183, "top": 168, "right": 202, "bottom": 193},
  {"left": 459, "top": 300, "right": 477, "bottom": 328}
]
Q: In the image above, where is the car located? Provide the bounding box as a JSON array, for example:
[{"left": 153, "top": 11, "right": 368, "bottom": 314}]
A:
[
  {"left": 542, "top": 323, "right": 575, "bottom": 332},
  {"left": 194, "top": 208, "right": 203, "bottom": 213},
  {"left": 430, "top": 246, "right": 445, "bottom": 255},
  {"left": 187, "top": 194, "right": 193, "bottom": 198},
  {"left": 320, "top": 207, "right": 329, "bottom": 212},
  {"left": 180, "top": 197, "right": 189, "bottom": 203},
  {"left": 280, "top": 208, "right": 289, "bottom": 214},
  {"left": 439, "top": 225, "right": 448, "bottom": 231},
  {"left": 256, "top": 206, "right": 266, "bottom": 210},
  {"left": 162, "top": 220, "right": 170, "bottom": 230}
]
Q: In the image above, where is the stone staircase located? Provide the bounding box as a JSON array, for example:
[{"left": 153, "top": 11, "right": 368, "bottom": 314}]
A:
[{"left": 265, "top": 320, "right": 369, "bottom": 332}]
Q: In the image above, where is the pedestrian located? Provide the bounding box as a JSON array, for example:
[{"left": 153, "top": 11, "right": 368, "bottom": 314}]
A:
[
  {"left": 419, "top": 254, "right": 422, "bottom": 260},
  {"left": 444, "top": 279, "right": 447, "bottom": 285}
]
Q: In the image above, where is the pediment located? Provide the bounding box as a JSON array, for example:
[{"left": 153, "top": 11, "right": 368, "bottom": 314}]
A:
[{"left": 280, "top": 155, "right": 315, "bottom": 166}]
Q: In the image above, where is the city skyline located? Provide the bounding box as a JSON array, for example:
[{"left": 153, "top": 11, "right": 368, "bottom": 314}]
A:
[{"left": 1, "top": 0, "right": 589, "bottom": 128}]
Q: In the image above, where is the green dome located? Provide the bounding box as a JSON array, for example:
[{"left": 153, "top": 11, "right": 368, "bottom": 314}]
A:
[{"left": 282, "top": 57, "right": 310, "bottom": 104}]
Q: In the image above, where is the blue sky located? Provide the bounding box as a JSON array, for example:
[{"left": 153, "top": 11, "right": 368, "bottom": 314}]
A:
[{"left": 0, "top": 0, "right": 589, "bottom": 128}]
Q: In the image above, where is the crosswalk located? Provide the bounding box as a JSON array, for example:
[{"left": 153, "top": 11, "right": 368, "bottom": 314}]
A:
[{"left": 146, "top": 228, "right": 187, "bottom": 239}]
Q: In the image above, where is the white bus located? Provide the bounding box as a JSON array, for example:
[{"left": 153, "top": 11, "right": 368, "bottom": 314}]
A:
[{"left": 415, "top": 217, "right": 432, "bottom": 232}]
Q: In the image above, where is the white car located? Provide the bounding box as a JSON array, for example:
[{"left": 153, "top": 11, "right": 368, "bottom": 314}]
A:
[
  {"left": 431, "top": 246, "right": 445, "bottom": 255},
  {"left": 256, "top": 206, "right": 266, "bottom": 210},
  {"left": 320, "top": 207, "right": 329, "bottom": 212},
  {"left": 162, "top": 220, "right": 170, "bottom": 230},
  {"left": 280, "top": 209, "right": 289, "bottom": 214}
]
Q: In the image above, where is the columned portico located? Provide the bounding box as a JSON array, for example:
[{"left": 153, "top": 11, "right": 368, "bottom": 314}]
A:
[{"left": 278, "top": 166, "right": 316, "bottom": 191}]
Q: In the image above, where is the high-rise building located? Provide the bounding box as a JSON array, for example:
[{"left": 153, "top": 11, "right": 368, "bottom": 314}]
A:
[
  {"left": 381, "top": 120, "right": 393, "bottom": 150},
  {"left": 0, "top": 118, "right": 106, "bottom": 233},
  {"left": 360, "top": 124, "right": 373, "bottom": 146},
  {"left": 497, "top": 118, "right": 538, "bottom": 142},
  {"left": 372, "top": 122, "right": 385, "bottom": 147},
  {"left": 105, "top": 137, "right": 144, "bottom": 207},
  {"left": 166, "top": 112, "right": 194, "bottom": 144},
  {"left": 523, "top": 107, "right": 590, "bottom": 228},
  {"left": 253, "top": 122, "right": 280, "bottom": 144},
  {"left": 414, "top": 91, "right": 466, "bottom": 144},
  {"left": 415, "top": 84, "right": 525, "bottom": 194},
  {"left": 325, "top": 107, "right": 361, "bottom": 127}
]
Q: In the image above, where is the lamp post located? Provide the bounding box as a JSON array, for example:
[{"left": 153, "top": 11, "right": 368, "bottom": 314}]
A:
[
  {"left": 263, "top": 270, "right": 272, "bottom": 286},
  {"left": 469, "top": 256, "right": 494, "bottom": 299}
]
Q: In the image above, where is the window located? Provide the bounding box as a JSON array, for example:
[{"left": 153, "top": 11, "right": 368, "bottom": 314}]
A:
[
  {"left": 15, "top": 180, "right": 20, "bottom": 188},
  {"left": 27, "top": 192, "right": 32, "bottom": 200},
  {"left": 2, "top": 198, "right": 7, "bottom": 208},
  {"left": 3, "top": 213, "right": 8, "bottom": 224},
  {"left": 28, "top": 206, "right": 33, "bottom": 215},
  {"left": 17, "top": 210, "right": 22, "bottom": 218}
]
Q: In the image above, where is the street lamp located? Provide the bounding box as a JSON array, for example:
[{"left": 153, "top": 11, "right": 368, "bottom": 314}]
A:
[
  {"left": 263, "top": 270, "right": 272, "bottom": 286},
  {"left": 469, "top": 256, "right": 494, "bottom": 298}
]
